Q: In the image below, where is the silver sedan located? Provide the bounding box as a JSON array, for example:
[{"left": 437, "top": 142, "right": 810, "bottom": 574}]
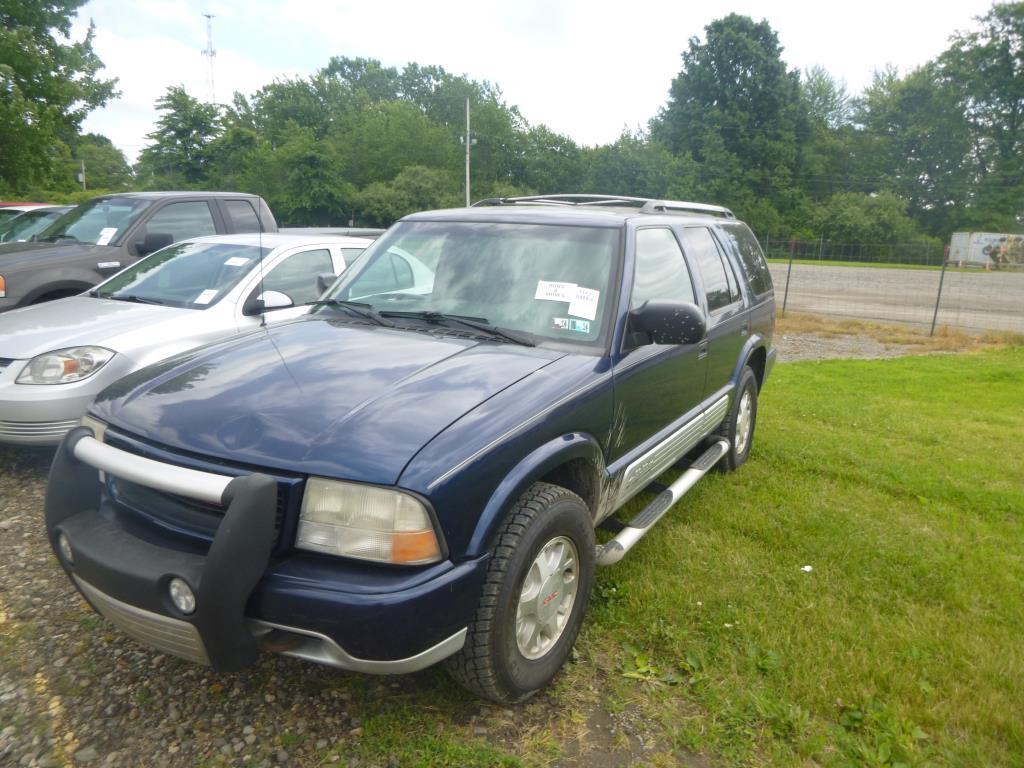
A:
[{"left": 0, "top": 232, "right": 371, "bottom": 445}]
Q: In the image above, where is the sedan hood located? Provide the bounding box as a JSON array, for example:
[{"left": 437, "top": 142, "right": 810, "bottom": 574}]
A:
[
  {"left": 92, "top": 318, "right": 564, "bottom": 485},
  {"left": 0, "top": 296, "right": 198, "bottom": 359},
  {"left": 0, "top": 241, "right": 119, "bottom": 269}
]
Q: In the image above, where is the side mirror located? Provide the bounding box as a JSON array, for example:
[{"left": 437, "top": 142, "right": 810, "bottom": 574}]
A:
[
  {"left": 242, "top": 290, "right": 293, "bottom": 316},
  {"left": 136, "top": 232, "right": 174, "bottom": 256},
  {"left": 629, "top": 300, "right": 706, "bottom": 345},
  {"left": 317, "top": 272, "right": 339, "bottom": 295}
]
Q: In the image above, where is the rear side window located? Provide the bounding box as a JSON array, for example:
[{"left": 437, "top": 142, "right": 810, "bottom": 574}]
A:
[
  {"left": 680, "top": 227, "right": 738, "bottom": 312},
  {"left": 719, "top": 223, "right": 773, "bottom": 298},
  {"left": 145, "top": 201, "right": 217, "bottom": 243},
  {"left": 631, "top": 228, "right": 696, "bottom": 308},
  {"left": 224, "top": 200, "right": 261, "bottom": 233}
]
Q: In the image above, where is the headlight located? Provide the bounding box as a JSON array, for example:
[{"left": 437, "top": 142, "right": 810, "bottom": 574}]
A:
[
  {"left": 16, "top": 346, "right": 115, "bottom": 385},
  {"left": 296, "top": 478, "right": 442, "bottom": 565}
]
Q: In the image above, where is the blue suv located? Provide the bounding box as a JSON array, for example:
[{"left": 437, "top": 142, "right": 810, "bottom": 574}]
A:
[{"left": 45, "top": 195, "right": 776, "bottom": 703}]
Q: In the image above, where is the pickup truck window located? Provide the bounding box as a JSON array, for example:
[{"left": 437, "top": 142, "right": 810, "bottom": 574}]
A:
[
  {"left": 224, "top": 200, "right": 261, "bottom": 233},
  {"left": 631, "top": 228, "right": 696, "bottom": 308},
  {"left": 143, "top": 202, "right": 217, "bottom": 243},
  {"left": 35, "top": 196, "right": 151, "bottom": 245},
  {"left": 681, "top": 227, "right": 738, "bottom": 312}
]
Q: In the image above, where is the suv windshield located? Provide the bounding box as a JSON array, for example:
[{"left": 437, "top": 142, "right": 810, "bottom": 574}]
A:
[
  {"left": 93, "top": 241, "right": 271, "bottom": 309},
  {"left": 36, "top": 196, "right": 151, "bottom": 245},
  {"left": 323, "top": 221, "right": 620, "bottom": 346}
]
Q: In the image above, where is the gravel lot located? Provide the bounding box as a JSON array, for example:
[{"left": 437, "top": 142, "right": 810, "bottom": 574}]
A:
[
  {"left": 768, "top": 262, "right": 1024, "bottom": 333},
  {"left": 0, "top": 332, "right": 921, "bottom": 768}
]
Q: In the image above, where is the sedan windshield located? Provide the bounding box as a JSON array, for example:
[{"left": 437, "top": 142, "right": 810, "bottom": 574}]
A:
[
  {"left": 323, "top": 221, "right": 620, "bottom": 346},
  {"left": 93, "top": 241, "right": 272, "bottom": 309},
  {"left": 36, "top": 196, "right": 151, "bottom": 245}
]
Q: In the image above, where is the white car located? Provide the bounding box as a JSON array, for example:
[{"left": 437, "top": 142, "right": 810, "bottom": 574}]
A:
[{"left": 0, "top": 232, "right": 371, "bottom": 445}]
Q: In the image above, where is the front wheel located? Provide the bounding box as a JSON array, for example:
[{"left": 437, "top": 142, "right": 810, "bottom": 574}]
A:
[
  {"left": 445, "top": 482, "right": 595, "bottom": 703},
  {"left": 716, "top": 365, "right": 759, "bottom": 472}
]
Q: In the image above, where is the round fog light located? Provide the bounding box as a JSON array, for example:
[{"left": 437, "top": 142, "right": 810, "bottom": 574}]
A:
[
  {"left": 168, "top": 577, "right": 196, "bottom": 615},
  {"left": 57, "top": 532, "right": 73, "bottom": 565}
]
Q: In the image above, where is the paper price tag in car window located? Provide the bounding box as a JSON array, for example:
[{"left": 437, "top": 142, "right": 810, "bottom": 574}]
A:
[
  {"left": 96, "top": 227, "right": 118, "bottom": 246},
  {"left": 535, "top": 280, "right": 577, "bottom": 302},
  {"left": 568, "top": 287, "right": 600, "bottom": 321},
  {"left": 193, "top": 289, "right": 218, "bottom": 305},
  {"left": 224, "top": 257, "right": 250, "bottom": 267}
]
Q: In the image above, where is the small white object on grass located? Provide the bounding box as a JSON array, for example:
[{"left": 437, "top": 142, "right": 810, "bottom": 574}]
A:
[{"left": 801, "top": 565, "right": 813, "bottom": 572}]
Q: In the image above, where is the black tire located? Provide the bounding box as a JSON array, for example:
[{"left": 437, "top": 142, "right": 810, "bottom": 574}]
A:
[
  {"left": 445, "top": 482, "right": 595, "bottom": 703},
  {"left": 716, "top": 365, "right": 759, "bottom": 472}
]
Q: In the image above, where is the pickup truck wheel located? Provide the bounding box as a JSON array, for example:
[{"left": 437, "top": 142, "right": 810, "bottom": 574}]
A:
[
  {"left": 445, "top": 482, "right": 595, "bottom": 703},
  {"left": 716, "top": 366, "right": 759, "bottom": 472}
]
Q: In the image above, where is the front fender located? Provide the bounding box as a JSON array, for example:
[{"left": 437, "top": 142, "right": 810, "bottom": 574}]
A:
[{"left": 465, "top": 432, "right": 604, "bottom": 558}]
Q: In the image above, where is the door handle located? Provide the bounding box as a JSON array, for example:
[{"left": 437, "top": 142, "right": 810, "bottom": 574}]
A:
[{"left": 697, "top": 341, "right": 709, "bottom": 360}]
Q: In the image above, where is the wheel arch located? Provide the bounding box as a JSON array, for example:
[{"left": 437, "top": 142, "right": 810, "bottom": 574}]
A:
[
  {"left": 733, "top": 336, "right": 768, "bottom": 390},
  {"left": 465, "top": 433, "right": 605, "bottom": 559}
]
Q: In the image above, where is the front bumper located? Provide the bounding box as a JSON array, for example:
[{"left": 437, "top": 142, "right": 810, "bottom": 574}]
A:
[{"left": 45, "top": 427, "right": 484, "bottom": 673}]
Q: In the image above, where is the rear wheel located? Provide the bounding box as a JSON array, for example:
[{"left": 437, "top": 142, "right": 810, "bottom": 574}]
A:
[
  {"left": 716, "top": 365, "right": 759, "bottom": 472},
  {"left": 446, "top": 482, "right": 595, "bottom": 703}
]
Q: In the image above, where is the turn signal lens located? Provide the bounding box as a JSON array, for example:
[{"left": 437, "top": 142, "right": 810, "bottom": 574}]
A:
[
  {"left": 0, "top": 274, "right": 6, "bottom": 298},
  {"left": 296, "top": 478, "right": 442, "bottom": 565}
]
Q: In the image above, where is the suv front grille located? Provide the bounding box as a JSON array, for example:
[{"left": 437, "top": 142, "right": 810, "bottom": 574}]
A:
[{"left": 101, "top": 428, "right": 302, "bottom": 551}]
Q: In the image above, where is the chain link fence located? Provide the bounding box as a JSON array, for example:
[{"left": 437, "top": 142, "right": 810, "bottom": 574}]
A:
[{"left": 763, "top": 238, "right": 1024, "bottom": 334}]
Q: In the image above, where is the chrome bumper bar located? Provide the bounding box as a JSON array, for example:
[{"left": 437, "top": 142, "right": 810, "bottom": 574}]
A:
[{"left": 73, "top": 434, "right": 233, "bottom": 505}]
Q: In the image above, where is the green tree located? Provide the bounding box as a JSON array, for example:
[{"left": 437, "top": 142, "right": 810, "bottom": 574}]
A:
[
  {"left": 136, "top": 86, "right": 222, "bottom": 188},
  {"left": 813, "top": 191, "right": 937, "bottom": 249},
  {"left": 359, "top": 166, "right": 461, "bottom": 225},
  {"left": 73, "top": 133, "right": 132, "bottom": 190},
  {"left": 0, "top": 0, "right": 117, "bottom": 191},
  {"left": 939, "top": 1, "right": 1024, "bottom": 231},
  {"left": 582, "top": 132, "right": 695, "bottom": 199},
  {"left": 651, "top": 14, "right": 809, "bottom": 232}
]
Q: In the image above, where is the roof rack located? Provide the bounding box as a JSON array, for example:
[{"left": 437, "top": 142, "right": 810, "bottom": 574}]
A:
[{"left": 471, "top": 194, "right": 735, "bottom": 219}]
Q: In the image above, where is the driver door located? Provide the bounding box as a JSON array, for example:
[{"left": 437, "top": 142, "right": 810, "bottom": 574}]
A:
[{"left": 610, "top": 227, "right": 708, "bottom": 464}]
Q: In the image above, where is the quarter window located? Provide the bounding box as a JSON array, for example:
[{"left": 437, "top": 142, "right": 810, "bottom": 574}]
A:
[
  {"left": 631, "top": 228, "right": 696, "bottom": 308},
  {"left": 719, "top": 223, "right": 773, "bottom": 298},
  {"left": 681, "top": 227, "right": 737, "bottom": 312}
]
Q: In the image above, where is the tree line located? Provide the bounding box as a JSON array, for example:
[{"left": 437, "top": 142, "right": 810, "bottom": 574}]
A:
[{"left": 3, "top": 1, "right": 1022, "bottom": 243}]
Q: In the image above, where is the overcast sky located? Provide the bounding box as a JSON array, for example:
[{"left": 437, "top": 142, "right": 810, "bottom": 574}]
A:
[{"left": 74, "top": 0, "right": 995, "bottom": 163}]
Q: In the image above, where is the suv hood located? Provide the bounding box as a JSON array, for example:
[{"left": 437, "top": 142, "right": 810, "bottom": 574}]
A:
[
  {"left": 0, "top": 296, "right": 198, "bottom": 359},
  {"left": 0, "top": 241, "right": 119, "bottom": 269},
  {"left": 92, "top": 318, "right": 564, "bottom": 485}
]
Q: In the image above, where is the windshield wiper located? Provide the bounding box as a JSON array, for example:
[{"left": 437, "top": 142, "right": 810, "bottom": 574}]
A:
[
  {"left": 105, "top": 294, "right": 166, "bottom": 305},
  {"left": 379, "top": 310, "right": 535, "bottom": 347},
  {"left": 309, "top": 299, "right": 395, "bottom": 327}
]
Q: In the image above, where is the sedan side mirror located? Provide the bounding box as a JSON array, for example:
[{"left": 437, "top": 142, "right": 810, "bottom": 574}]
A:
[
  {"left": 242, "top": 290, "right": 294, "bottom": 316},
  {"left": 136, "top": 232, "right": 174, "bottom": 256},
  {"left": 317, "top": 272, "right": 339, "bottom": 296},
  {"left": 629, "top": 300, "right": 706, "bottom": 345}
]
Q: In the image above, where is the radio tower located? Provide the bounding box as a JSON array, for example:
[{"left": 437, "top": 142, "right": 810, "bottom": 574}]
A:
[{"left": 201, "top": 13, "right": 216, "bottom": 103}]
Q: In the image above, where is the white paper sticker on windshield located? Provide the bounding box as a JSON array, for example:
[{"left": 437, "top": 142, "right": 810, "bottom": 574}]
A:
[
  {"left": 224, "top": 256, "right": 250, "bottom": 267},
  {"left": 193, "top": 289, "right": 219, "bottom": 305},
  {"left": 95, "top": 227, "right": 118, "bottom": 246},
  {"left": 568, "top": 286, "right": 600, "bottom": 321},
  {"left": 534, "top": 280, "right": 577, "bottom": 302}
]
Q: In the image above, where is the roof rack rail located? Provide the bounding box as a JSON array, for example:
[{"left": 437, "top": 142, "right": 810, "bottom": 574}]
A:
[{"left": 472, "top": 194, "right": 735, "bottom": 218}]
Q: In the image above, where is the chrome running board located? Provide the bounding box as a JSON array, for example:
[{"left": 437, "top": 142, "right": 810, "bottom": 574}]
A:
[{"left": 596, "top": 439, "right": 730, "bottom": 566}]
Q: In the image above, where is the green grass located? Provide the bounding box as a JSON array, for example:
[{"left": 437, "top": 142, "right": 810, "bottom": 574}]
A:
[{"left": 592, "top": 347, "right": 1024, "bottom": 766}]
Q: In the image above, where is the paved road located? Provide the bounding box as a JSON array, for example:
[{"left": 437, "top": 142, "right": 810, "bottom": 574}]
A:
[{"left": 768, "top": 263, "right": 1024, "bottom": 332}]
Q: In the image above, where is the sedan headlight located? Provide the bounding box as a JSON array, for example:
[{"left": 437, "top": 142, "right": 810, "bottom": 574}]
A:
[
  {"left": 296, "top": 478, "right": 442, "bottom": 565},
  {"left": 16, "top": 346, "right": 115, "bottom": 385}
]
